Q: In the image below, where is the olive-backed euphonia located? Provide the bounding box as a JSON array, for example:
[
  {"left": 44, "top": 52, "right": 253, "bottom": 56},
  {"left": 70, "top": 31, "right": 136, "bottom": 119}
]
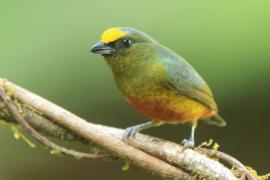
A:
[{"left": 90, "top": 27, "right": 226, "bottom": 147}]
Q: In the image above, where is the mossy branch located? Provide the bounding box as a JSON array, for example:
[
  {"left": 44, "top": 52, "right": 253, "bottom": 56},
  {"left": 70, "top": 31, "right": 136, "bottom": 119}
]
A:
[{"left": 0, "top": 78, "right": 261, "bottom": 180}]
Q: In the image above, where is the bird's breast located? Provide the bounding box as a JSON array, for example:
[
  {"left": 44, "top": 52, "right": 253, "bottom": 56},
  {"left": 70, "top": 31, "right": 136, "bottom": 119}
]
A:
[
  {"left": 113, "top": 61, "right": 167, "bottom": 97},
  {"left": 124, "top": 94, "right": 214, "bottom": 123}
]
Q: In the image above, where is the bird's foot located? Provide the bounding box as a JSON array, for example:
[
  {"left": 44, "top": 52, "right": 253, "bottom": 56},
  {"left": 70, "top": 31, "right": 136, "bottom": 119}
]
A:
[
  {"left": 122, "top": 127, "right": 137, "bottom": 141},
  {"left": 122, "top": 122, "right": 158, "bottom": 141},
  {"left": 181, "top": 139, "right": 195, "bottom": 149}
]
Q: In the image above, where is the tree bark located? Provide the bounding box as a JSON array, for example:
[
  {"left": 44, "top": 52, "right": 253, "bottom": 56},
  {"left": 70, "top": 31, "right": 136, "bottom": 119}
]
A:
[{"left": 0, "top": 78, "right": 255, "bottom": 180}]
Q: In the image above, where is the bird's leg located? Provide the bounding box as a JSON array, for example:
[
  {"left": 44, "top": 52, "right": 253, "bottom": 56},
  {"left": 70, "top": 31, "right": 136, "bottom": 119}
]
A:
[
  {"left": 123, "top": 121, "right": 160, "bottom": 140},
  {"left": 181, "top": 122, "right": 197, "bottom": 148}
]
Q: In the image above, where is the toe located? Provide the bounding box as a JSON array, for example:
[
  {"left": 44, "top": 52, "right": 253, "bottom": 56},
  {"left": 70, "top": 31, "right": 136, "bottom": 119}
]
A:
[
  {"left": 181, "top": 139, "right": 195, "bottom": 148},
  {"left": 122, "top": 127, "right": 134, "bottom": 140}
]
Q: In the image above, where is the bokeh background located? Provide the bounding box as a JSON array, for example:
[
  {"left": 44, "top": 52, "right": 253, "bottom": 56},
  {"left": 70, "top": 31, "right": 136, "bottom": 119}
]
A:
[{"left": 0, "top": 0, "right": 270, "bottom": 179}]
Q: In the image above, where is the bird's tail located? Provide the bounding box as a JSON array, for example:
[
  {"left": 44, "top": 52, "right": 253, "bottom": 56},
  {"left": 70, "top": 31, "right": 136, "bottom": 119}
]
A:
[{"left": 204, "top": 114, "right": 227, "bottom": 127}]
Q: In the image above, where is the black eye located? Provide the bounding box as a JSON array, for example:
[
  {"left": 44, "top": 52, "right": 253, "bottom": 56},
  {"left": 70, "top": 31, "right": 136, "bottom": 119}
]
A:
[{"left": 121, "top": 39, "right": 132, "bottom": 48}]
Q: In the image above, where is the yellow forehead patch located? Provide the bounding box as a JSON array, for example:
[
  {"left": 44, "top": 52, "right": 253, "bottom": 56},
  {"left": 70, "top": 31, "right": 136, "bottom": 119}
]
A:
[{"left": 100, "top": 28, "right": 127, "bottom": 43}]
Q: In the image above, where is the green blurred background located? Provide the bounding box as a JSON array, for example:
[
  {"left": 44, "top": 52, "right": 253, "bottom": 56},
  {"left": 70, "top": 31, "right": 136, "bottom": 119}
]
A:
[{"left": 0, "top": 0, "right": 270, "bottom": 179}]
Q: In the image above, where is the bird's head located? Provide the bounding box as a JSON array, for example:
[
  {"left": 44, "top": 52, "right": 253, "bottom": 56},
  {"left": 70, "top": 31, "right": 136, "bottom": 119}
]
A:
[{"left": 90, "top": 27, "right": 156, "bottom": 63}]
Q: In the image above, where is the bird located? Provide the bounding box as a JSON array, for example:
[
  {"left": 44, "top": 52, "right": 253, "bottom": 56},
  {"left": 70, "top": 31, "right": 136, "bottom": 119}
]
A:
[{"left": 90, "top": 27, "right": 226, "bottom": 147}]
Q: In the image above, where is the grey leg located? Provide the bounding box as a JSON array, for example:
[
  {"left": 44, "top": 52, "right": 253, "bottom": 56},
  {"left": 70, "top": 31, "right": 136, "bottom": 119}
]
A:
[
  {"left": 123, "top": 121, "right": 160, "bottom": 140},
  {"left": 181, "top": 124, "right": 197, "bottom": 148}
]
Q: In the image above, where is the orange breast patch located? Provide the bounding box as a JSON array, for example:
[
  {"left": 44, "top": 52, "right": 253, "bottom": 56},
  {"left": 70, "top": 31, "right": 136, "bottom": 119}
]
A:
[{"left": 125, "top": 95, "right": 213, "bottom": 124}]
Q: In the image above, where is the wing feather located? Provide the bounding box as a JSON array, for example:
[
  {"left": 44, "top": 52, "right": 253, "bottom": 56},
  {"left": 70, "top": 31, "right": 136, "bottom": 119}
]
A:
[{"left": 158, "top": 46, "right": 218, "bottom": 112}]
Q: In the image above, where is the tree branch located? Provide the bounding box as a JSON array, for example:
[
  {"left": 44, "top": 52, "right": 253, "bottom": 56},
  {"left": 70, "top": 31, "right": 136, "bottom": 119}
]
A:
[
  {"left": 0, "top": 86, "right": 110, "bottom": 160},
  {"left": 0, "top": 78, "right": 256, "bottom": 180}
]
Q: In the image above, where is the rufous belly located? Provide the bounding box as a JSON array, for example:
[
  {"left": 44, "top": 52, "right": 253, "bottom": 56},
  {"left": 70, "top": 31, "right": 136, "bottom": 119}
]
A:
[{"left": 125, "top": 95, "right": 214, "bottom": 124}]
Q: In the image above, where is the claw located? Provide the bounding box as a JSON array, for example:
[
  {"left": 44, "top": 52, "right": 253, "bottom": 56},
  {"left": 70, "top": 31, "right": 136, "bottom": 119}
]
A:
[
  {"left": 122, "top": 127, "right": 137, "bottom": 140},
  {"left": 122, "top": 122, "right": 158, "bottom": 141},
  {"left": 181, "top": 138, "right": 195, "bottom": 149}
]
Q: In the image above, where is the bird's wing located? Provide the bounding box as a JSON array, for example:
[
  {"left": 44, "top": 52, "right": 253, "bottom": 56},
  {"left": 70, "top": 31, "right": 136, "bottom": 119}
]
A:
[{"left": 159, "top": 48, "right": 218, "bottom": 112}]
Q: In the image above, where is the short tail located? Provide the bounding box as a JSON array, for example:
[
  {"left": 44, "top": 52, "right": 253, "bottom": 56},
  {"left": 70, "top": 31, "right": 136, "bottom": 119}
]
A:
[{"left": 204, "top": 114, "right": 227, "bottom": 127}]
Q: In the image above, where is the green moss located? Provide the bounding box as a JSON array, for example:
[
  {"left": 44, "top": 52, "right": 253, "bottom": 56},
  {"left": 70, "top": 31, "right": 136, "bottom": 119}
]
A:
[
  {"left": 199, "top": 139, "right": 214, "bottom": 147},
  {"left": 74, "top": 155, "right": 83, "bottom": 160},
  {"left": 50, "top": 149, "right": 62, "bottom": 156},
  {"left": 230, "top": 162, "right": 270, "bottom": 179},
  {"left": 230, "top": 166, "right": 246, "bottom": 178},
  {"left": 122, "top": 160, "right": 130, "bottom": 171},
  {"left": 246, "top": 166, "right": 270, "bottom": 180},
  {"left": 3, "top": 81, "right": 15, "bottom": 101},
  {"left": 0, "top": 119, "right": 36, "bottom": 148},
  {"left": 23, "top": 104, "right": 43, "bottom": 116}
]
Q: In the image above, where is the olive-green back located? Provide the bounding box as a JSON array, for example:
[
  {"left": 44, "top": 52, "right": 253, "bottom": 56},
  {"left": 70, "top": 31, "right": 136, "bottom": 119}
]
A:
[{"left": 157, "top": 44, "right": 218, "bottom": 112}]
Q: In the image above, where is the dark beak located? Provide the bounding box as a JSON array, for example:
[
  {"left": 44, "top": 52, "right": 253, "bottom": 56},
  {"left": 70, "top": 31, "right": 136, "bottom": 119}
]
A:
[{"left": 90, "top": 42, "right": 116, "bottom": 55}]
